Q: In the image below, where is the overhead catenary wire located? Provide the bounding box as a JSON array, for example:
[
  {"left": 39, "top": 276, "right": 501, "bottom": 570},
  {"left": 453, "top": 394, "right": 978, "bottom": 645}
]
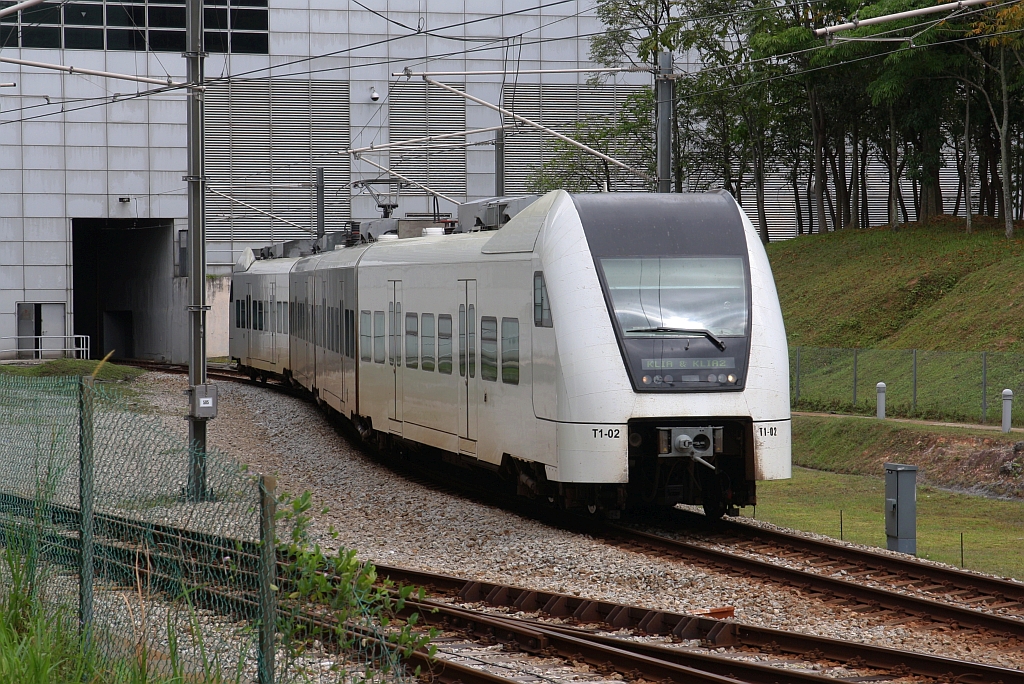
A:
[
  {"left": 207, "top": 188, "right": 309, "bottom": 232},
  {"left": 353, "top": 153, "right": 461, "bottom": 205},
  {"left": 0, "top": 0, "right": 47, "bottom": 20},
  {"left": 0, "top": 55, "right": 192, "bottom": 88},
  {"left": 816, "top": 0, "right": 995, "bottom": 36},
  {"left": 349, "top": 125, "right": 506, "bottom": 154},
  {"left": 421, "top": 75, "right": 654, "bottom": 183}
]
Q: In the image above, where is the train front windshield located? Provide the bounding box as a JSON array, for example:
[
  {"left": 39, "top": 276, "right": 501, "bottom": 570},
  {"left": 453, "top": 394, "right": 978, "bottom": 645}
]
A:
[
  {"left": 571, "top": 192, "right": 753, "bottom": 393},
  {"left": 601, "top": 257, "right": 748, "bottom": 338}
]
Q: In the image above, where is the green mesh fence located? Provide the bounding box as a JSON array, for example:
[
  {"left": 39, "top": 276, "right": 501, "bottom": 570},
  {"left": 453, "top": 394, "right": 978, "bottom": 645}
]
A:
[
  {"left": 0, "top": 374, "right": 422, "bottom": 684},
  {"left": 791, "top": 347, "right": 1024, "bottom": 426}
]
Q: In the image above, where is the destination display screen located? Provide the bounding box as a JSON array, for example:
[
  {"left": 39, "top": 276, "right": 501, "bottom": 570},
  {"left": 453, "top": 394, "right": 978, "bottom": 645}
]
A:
[{"left": 641, "top": 358, "right": 736, "bottom": 370}]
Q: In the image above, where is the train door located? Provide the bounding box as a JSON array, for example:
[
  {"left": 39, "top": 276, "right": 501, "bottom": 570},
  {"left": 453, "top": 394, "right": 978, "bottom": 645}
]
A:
[
  {"left": 245, "top": 284, "right": 253, "bottom": 362},
  {"left": 388, "top": 280, "right": 403, "bottom": 431},
  {"left": 458, "top": 279, "right": 478, "bottom": 452},
  {"left": 307, "top": 273, "right": 317, "bottom": 386},
  {"left": 268, "top": 280, "right": 276, "bottom": 364},
  {"left": 342, "top": 282, "right": 350, "bottom": 405}
]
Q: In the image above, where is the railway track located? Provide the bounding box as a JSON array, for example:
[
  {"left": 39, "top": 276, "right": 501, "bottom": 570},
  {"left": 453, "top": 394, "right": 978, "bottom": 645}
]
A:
[
  {"left": 114, "top": 360, "right": 1024, "bottom": 679},
  {"left": 5, "top": 486, "right": 1022, "bottom": 682}
]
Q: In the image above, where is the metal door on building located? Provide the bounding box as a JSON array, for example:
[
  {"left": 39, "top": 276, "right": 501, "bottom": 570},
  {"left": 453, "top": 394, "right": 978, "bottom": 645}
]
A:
[
  {"left": 17, "top": 302, "right": 65, "bottom": 359},
  {"left": 388, "top": 281, "right": 403, "bottom": 431},
  {"left": 457, "top": 280, "right": 478, "bottom": 452}
]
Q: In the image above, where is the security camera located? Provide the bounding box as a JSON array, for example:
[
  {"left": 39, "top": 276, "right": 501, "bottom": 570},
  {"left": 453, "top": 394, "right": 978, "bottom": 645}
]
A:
[{"left": 370, "top": 87, "right": 380, "bottom": 102}]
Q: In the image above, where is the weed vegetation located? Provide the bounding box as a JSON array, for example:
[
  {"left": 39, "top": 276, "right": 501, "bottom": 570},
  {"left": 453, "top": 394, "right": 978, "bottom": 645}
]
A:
[
  {"left": 0, "top": 359, "right": 144, "bottom": 382},
  {"left": 767, "top": 216, "right": 1024, "bottom": 351}
]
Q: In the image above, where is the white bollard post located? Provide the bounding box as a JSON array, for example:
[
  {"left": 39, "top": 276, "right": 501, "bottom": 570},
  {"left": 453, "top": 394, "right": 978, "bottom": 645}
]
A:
[
  {"left": 1002, "top": 389, "right": 1013, "bottom": 433},
  {"left": 877, "top": 382, "right": 886, "bottom": 419}
]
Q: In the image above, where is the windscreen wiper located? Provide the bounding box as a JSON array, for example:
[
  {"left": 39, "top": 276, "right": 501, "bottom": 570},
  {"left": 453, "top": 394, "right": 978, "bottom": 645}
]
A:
[{"left": 625, "top": 327, "right": 727, "bottom": 351}]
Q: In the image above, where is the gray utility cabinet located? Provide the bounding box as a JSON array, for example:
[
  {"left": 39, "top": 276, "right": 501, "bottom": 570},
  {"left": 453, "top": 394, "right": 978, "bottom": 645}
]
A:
[{"left": 885, "top": 463, "right": 918, "bottom": 555}]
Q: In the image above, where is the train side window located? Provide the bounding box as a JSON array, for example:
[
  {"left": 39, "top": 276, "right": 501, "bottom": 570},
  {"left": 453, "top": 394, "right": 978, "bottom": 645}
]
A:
[
  {"left": 260, "top": 301, "right": 266, "bottom": 331},
  {"left": 421, "top": 314, "right": 435, "bottom": 372},
  {"left": 373, "top": 311, "right": 385, "bottom": 363},
  {"left": 360, "top": 311, "right": 371, "bottom": 362},
  {"left": 334, "top": 307, "right": 341, "bottom": 353},
  {"left": 501, "top": 318, "right": 519, "bottom": 385},
  {"left": 458, "top": 304, "right": 466, "bottom": 377},
  {"left": 234, "top": 299, "right": 240, "bottom": 329},
  {"left": 284, "top": 302, "right": 289, "bottom": 334},
  {"left": 437, "top": 314, "right": 452, "bottom": 375},
  {"left": 480, "top": 316, "right": 498, "bottom": 382},
  {"left": 534, "top": 272, "right": 552, "bottom": 327},
  {"left": 405, "top": 313, "right": 418, "bottom": 369},
  {"left": 468, "top": 304, "right": 476, "bottom": 379}
]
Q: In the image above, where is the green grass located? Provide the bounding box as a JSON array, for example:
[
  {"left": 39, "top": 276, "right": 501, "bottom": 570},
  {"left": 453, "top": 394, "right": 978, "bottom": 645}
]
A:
[
  {"left": 0, "top": 360, "right": 144, "bottom": 382},
  {"left": 748, "top": 467, "right": 1024, "bottom": 580},
  {"left": 767, "top": 215, "right": 1024, "bottom": 352}
]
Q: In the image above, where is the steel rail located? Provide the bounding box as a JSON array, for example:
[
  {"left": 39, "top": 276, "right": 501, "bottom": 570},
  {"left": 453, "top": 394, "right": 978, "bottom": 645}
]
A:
[
  {"left": 376, "top": 563, "right": 1024, "bottom": 684},
  {"left": 610, "top": 525, "right": 1024, "bottom": 638},
  {"left": 712, "top": 514, "right": 1024, "bottom": 604}
]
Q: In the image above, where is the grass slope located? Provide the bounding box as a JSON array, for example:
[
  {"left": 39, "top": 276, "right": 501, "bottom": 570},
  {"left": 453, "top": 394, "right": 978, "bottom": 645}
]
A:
[
  {"left": 747, "top": 416, "right": 1024, "bottom": 579},
  {"left": 767, "top": 216, "right": 1024, "bottom": 351}
]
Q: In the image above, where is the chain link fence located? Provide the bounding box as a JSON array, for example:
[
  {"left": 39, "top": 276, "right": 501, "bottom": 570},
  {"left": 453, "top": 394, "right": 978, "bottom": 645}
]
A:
[
  {"left": 791, "top": 347, "right": 1024, "bottom": 426},
  {"left": 0, "top": 374, "right": 420, "bottom": 684}
]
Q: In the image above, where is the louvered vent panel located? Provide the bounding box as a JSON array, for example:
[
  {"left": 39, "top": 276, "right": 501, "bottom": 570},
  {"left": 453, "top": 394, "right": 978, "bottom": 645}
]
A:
[
  {"left": 205, "top": 79, "right": 351, "bottom": 242},
  {"left": 387, "top": 81, "right": 467, "bottom": 196},
  {"left": 501, "top": 83, "right": 649, "bottom": 194}
]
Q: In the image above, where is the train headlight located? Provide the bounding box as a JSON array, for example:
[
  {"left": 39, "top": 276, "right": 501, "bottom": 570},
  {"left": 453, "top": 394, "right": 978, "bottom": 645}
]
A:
[
  {"left": 727, "top": 374, "right": 736, "bottom": 384},
  {"left": 707, "top": 374, "right": 716, "bottom": 382},
  {"left": 628, "top": 431, "right": 643, "bottom": 448},
  {"left": 717, "top": 373, "right": 727, "bottom": 383},
  {"left": 642, "top": 375, "right": 652, "bottom": 385}
]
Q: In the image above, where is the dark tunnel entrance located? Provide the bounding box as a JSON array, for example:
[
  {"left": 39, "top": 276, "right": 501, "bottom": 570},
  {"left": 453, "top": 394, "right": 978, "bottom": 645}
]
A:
[{"left": 72, "top": 218, "right": 181, "bottom": 361}]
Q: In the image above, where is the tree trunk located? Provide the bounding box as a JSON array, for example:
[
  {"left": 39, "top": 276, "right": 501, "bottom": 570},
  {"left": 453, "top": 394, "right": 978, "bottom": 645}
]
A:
[
  {"left": 966, "top": 86, "right": 972, "bottom": 233},
  {"left": 979, "top": 127, "right": 990, "bottom": 216},
  {"left": 810, "top": 88, "right": 827, "bottom": 236},
  {"left": 806, "top": 169, "right": 815, "bottom": 234},
  {"left": 793, "top": 161, "right": 804, "bottom": 235},
  {"left": 861, "top": 142, "right": 870, "bottom": 228},
  {"left": 999, "top": 46, "right": 1013, "bottom": 238},
  {"left": 917, "top": 118, "right": 943, "bottom": 221},
  {"left": 825, "top": 183, "right": 837, "bottom": 232},
  {"left": 889, "top": 106, "right": 900, "bottom": 230},
  {"left": 851, "top": 123, "right": 860, "bottom": 229},
  {"left": 755, "top": 142, "right": 769, "bottom": 244}
]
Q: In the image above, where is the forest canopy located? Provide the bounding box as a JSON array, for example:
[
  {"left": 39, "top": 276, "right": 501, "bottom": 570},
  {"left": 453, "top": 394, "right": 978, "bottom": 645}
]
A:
[{"left": 529, "top": 1, "right": 1024, "bottom": 243}]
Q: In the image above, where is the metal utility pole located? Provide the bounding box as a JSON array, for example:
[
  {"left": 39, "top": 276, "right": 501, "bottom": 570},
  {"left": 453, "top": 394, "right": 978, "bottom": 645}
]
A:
[
  {"left": 656, "top": 51, "right": 674, "bottom": 193},
  {"left": 185, "top": 0, "right": 215, "bottom": 502},
  {"left": 316, "top": 167, "right": 325, "bottom": 242}
]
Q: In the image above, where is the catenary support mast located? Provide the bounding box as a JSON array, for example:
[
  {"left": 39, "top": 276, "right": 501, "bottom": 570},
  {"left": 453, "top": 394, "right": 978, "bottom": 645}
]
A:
[
  {"left": 186, "top": 0, "right": 211, "bottom": 501},
  {"left": 656, "top": 51, "right": 673, "bottom": 193}
]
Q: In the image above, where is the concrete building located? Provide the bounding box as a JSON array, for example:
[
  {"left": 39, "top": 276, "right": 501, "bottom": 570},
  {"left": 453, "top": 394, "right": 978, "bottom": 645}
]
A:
[{"left": 1, "top": 0, "right": 647, "bottom": 361}]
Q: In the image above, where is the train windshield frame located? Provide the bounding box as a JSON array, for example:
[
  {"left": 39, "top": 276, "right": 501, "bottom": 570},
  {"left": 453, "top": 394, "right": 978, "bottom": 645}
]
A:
[{"left": 571, "top": 192, "right": 753, "bottom": 393}]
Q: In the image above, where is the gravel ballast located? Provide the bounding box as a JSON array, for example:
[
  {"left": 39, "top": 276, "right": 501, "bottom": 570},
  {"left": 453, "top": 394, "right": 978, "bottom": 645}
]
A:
[{"left": 136, "top": 373, "right": 1024, "bottom": 670}]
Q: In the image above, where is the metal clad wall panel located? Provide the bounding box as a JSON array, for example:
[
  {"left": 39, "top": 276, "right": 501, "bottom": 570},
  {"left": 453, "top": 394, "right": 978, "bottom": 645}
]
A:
[
  {"left": 387, "top": 81, "right": 467, "bottom": 196},
  {"left": 205, "top": 80, "right": 350, "bottom": 242}
]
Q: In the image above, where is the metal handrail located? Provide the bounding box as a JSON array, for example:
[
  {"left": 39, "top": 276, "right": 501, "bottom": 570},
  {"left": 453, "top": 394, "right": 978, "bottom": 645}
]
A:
[{"left": 0, "top": 335, "right": 91, "bottom": 360}]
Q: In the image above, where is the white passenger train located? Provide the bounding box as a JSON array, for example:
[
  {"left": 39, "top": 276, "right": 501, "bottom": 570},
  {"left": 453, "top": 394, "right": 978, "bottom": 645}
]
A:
[{"left": 230, "top": 190, "right": 791, "bottom": 516}]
